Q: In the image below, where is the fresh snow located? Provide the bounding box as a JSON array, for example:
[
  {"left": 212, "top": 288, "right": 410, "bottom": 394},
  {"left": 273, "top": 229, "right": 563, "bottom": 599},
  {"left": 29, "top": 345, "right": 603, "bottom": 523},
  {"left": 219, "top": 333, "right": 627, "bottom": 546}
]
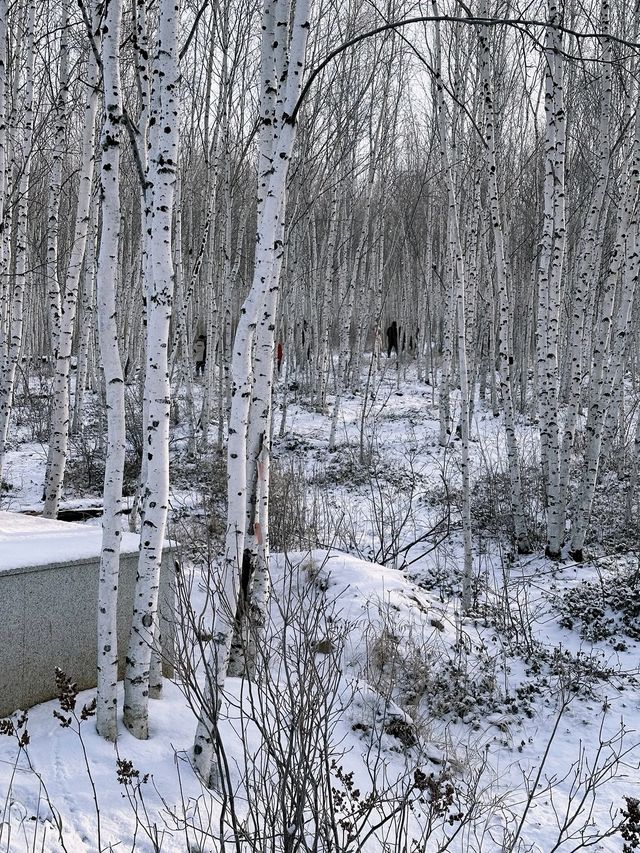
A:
[
  {"left": 0, "top": 367, "right": 638, "bottom": 852},
  {"left": 0, "top": 511, "right": 139, "bottom": 572}
]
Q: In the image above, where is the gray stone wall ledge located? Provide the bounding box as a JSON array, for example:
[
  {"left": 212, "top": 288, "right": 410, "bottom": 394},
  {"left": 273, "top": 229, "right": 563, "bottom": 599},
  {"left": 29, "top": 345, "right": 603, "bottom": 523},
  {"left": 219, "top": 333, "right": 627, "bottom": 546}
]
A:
[{"left": 0, "top": 512, "right": 175, "bottom": 718}]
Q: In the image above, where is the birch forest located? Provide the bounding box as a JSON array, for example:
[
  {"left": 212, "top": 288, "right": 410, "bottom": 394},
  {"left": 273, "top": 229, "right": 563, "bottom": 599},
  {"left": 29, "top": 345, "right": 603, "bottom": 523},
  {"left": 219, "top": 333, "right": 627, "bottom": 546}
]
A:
[{"left": 1, "top": 0, "right": 640, "bottom": 850}]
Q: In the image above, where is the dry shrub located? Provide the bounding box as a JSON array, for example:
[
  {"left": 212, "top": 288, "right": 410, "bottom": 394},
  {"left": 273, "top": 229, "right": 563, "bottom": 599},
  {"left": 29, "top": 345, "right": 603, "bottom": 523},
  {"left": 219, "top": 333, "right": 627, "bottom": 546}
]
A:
[{"left": 269, "top": 458, "right": 317, "bottom": 551}]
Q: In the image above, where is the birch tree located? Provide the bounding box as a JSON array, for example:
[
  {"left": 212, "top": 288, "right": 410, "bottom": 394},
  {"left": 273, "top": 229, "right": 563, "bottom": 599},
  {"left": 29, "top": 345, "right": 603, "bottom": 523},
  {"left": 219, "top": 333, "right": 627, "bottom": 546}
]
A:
[
  {"left": 95, "top": 0, "right": 127, "bottom": 742},
  {"left": 570, "top": 58, "right": 640, "bottom": 559},
  {"left": 557, "top": 0, "right": 612, "bottom": 545},
  {"left": 193, "top": 0, "right": 311, "bottom": 787},
  {"left": 432, "top": 2, "right": 473, "bottom": 608},
  {"left": 536, "top": 0, "right": 566, "bottom": 559},
  {"left": 0, "top": 0, "right": 34, "bottom": 486},
  {"left": 123, "top": 0, "right": 180, "bottom": 739},
  {"left": 43, "top": 5, "right": 100, "bottom": 518},
  {"left": 476, "top": 4, "right": 531, "bottom": 554}
]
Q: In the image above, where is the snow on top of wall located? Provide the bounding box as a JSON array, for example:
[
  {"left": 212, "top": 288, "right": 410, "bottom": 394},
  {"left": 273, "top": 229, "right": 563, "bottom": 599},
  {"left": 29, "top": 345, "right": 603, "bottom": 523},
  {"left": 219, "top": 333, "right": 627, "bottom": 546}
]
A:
[{"left": 0, "top": 511, "right": 139, "bottom": 571}]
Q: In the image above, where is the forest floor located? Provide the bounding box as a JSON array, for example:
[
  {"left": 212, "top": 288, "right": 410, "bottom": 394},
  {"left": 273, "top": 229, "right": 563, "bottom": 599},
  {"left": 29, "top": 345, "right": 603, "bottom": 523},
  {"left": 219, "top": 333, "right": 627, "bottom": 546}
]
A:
[{"left": 0, "top": 358, "right": 639, "bottom": 852}]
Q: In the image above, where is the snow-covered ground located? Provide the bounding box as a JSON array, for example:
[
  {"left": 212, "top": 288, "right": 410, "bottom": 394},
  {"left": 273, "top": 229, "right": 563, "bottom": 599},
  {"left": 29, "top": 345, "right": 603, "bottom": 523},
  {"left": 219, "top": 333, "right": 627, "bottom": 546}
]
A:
[{"left": 0, "top": 364, "right": 638, "bottom": 852}]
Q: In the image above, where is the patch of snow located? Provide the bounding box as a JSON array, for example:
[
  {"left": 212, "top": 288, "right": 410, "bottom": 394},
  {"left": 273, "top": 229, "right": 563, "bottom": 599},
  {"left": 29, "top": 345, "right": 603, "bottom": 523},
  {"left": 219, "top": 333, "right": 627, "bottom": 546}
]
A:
[{"left": 0, "top": 511, "right": 139, "bottom": 571}]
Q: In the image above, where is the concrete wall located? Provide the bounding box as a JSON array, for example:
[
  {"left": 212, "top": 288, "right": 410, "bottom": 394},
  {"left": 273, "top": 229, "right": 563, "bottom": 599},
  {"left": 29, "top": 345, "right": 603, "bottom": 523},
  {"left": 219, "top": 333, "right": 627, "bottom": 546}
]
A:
[{"left": 0, "top": 550, "right": 175, "bottom": 717}]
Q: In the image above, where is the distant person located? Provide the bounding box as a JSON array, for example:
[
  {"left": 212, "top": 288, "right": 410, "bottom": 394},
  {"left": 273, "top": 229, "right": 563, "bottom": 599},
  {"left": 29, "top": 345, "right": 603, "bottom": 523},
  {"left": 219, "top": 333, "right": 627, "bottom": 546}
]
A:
[
  {"left": 194, "top": 335, "right": 206, "bottom": 377},
  {"left": 301, "top": 318, "right": 312, "bottom": 362},
  {"left": 386, "top": 321, "right": 398, "bottom": 357},
  {"left": 276, "top": 340, "right": 284, "bottom": 374}
]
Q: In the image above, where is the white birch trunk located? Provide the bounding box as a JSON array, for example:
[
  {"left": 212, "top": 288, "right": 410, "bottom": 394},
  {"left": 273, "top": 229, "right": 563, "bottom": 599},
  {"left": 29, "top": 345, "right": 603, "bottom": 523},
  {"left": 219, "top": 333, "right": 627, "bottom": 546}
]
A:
[
  {"left": 95, "top": 0, "right": 126, "bottom": 742},
  {"left": 43, "top": 13, "right": 99, "bottom": 518},
  {"left": 244, "top": 441, "right": 270, "bottom": 673},
  {"left": 477, "top": 11, "right": 531, "bottom": 553},
  {"left": 438, "top": 254, "right": 454, "bottom": 446},
  {"left": 229, "top": 205, "right": 287, "bottom": 677},
  {"left": 0, "top": 0, "right": 7, "bottom": 338},
  {"left": 536, "top": 1, "right": 566, "bottom": 558},
  {"left": 570, "top": 78, "right": 640, "bottom": 555},
  {"left": 172, "top": 174, "right": 198, "bottom": 456},
  {"left": 44, "top": 8, "right": 68, "bottom": 364},
  {"left": 328, "top": 246, "right": 348, "bottom": 450},
  {"left": 558, "top": 0, "right": 611, "bottom": 539},
  {"left": 0, "top": 0, "right": 33, "bottom": 485},
  {"left": 544, "top": 6, "right": 567, "bottom": 556},
  {"left": 124, "top": 0, "right": 180, "bottom": 739},
  {"left": 193, "top": 0, "right": 311, "bottom": 787},
  {"left": 316, "top": 182, "right": 339, "bottom": 411},
  {"left": 193, "top": 0, "right": 283, "bottom": 775},
  {"left": 570, "top": 94, "right": 640, "bottom": 558},
  {"left": 432, "top": 2, "right": 472, "bottom": 609},
  {"left": 72, "top": 200, "right": 99, "bottom": 436}
]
